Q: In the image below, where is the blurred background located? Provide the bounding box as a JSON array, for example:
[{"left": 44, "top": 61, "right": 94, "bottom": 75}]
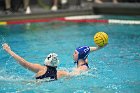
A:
[{"left": 0, "top": 0, "right": 140, "bottom": 21}]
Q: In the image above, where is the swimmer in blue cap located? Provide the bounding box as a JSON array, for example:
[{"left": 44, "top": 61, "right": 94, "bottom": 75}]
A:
[
  {"left": 2, "top": 43, "right": 69, "bottom": 81},
  {"left": 72, "top": 45, "right": 106, "bottom": 74}
]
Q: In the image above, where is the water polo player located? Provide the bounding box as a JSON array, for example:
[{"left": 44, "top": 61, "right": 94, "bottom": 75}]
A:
[
  {"left": 72, "top": 32, "right": 108, "bottom": 74},
  {"left": 72, "top": 45, "right": 106, "bottom": 74},
  {"left": 2, "top": 43, "right": 68, "bottom": 80}
]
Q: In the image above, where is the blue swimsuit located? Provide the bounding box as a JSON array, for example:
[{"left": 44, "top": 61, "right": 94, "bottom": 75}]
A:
[{"left": 36, "top": 66, "right": 57, "bottom": 80}]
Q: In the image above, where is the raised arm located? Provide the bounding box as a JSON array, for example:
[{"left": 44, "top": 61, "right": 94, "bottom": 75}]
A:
[
  {"left": 90, "top": 43, "right": 107, "bottom": 52},
  {"left": 2, "top": 43, "right": 44, "bottom": 73},
  {"left": 89, "top": 46, "right": 100, "bottom": 52}
]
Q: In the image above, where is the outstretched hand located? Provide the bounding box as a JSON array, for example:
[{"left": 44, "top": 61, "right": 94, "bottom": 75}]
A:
[{"left": 2, "top": 43, "right": 11, "bottom": 52}]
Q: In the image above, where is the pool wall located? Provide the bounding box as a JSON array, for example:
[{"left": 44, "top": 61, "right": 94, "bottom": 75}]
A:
[
  {"left": 93, "top": 3, "right": 140, "bottom": 15},
  {"left": 0, "top": 2, "right": 140, "bottom": 22}
]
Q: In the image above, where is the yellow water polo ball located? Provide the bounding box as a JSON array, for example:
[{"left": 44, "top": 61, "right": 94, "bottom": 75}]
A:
[{"left": 94, "top": 32, "right": 108, "bottom": 47}]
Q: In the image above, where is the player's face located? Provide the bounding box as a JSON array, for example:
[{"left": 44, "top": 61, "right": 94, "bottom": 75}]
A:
[{"left": 73, "top": 50, "right": 78, "bottom": 61}]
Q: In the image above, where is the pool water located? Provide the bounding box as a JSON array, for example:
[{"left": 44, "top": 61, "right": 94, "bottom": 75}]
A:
[{"left": 0, "top": 21, "right": 140, "bottom": 93}]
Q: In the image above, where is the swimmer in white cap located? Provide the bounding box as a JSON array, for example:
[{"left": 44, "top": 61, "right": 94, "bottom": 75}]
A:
[{"left": 2, "top": 43, "right": 68, "bottom": 80}]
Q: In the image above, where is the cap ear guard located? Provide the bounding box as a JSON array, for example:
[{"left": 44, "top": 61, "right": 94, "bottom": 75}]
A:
[
  {"left": 76, "top": 46, "right": 90, "bottom": 61},
  {"left": 44, "top": 53, "right": 59, "bottom": 67}
]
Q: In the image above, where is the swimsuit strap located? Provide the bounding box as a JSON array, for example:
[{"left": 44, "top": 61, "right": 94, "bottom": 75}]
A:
[
  {"left": 75, "top": 61, "right": 89, "bottom": 68},
  {"left": 80, "top": 63, "right": 89, "bottom": 68}
]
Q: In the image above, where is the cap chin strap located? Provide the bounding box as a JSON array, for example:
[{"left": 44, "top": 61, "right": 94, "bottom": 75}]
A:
[
  {"left": 74, "top": 61, "right": 78, "bottom": 65},
  {"left": 74, "top": 61, "right": 78, "bottom": 67},
  {"left": 74, "top": 53, "right": 86, "bottom": 66},
  {"left": 74, "top": 53, "right": 80, "bottom": 64},
  {"left": 74, "top": 59, "right": 83, "bottom": 67},
  {"left": 74, "top": 58, "right": 87, "bottom": 67}
]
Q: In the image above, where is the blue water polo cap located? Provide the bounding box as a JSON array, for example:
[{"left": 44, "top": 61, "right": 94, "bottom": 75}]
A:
[{"left": 76, "top": 46, "right": 90, "bottom": 61}]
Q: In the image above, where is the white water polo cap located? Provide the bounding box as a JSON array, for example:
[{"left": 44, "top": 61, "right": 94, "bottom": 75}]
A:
[{"left": 44, "top": 53, "right": 59, "bottom": 67}]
